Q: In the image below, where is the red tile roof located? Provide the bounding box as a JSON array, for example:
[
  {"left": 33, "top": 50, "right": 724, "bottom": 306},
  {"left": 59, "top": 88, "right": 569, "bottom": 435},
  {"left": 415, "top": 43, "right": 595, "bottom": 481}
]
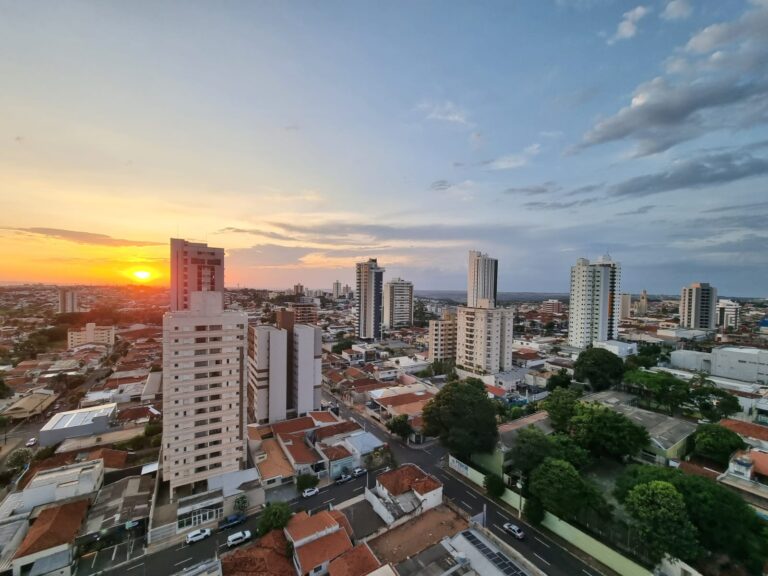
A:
[
  {"left": 321, "top": 444, "right": 353, "bottom": 461},
  {"left": 309, "top": 411, "right": 338, "bottom": 424},
  {"left": 485, "top": 384, "right": 506, "bottom": 398},
  {"left": 314, "top": 421, "right": 362, "bottom": 441},
  {"left": 88, "top": 448, "right": 129, "bottom": 469},
  {"left": 736, "top": 450, "right": 768, "bottom": 477},
  {"left": 14, "top": 499, "right": 89, "bottom": 559},
  {"left": 328, "top": 510, "right": 354, "bottom": 540},
  {"left": 378, "top": 392, "right": 434, "bottom": 408},
  {"left": 720, "top": 419, "right": 768, "bottom": 442},
  {"left": 678, "top": 461, "right": 720, "bottom": 480},
  {"left": 328, "top": 544, "right": 381, "bottom": 576},
  {"left": 285, "top": 511, "right": 337, "bottom": 543},
  {"left": 377, "top": 464, "right": 442, "bottom": 497},
  {"left": 296, "top": 529, "right": 353, "bottom": 574},
  {"left": 221, "top": 529, "right": 295, "bottom": 576},
  {"left": 272, "top": 417, "right": 317, "bottom": 435},
  {"left": 280, "top": 432, "right": 322, "bottom": 465}
]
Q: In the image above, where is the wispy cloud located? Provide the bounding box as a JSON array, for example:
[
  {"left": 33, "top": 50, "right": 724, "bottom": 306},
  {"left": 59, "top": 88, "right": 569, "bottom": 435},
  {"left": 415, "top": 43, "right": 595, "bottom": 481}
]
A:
[
  {"left": 5, "top": 227, "right": 162, "bottom": 247},
  {"left": 429, "top": 180, "right": 453, "bottom": 192},
  {"left": 504, "top": 182, "right": 560, "bottom": 196},
  {"left": 419, "top": 100, "right": 472, "bottom": 126},
  {"left": 608, "top": 6, "right": 651, "bottom": 44},
  {"left": 485, "top": 144, "right": 541, "bottom": 170},
  {"left": 617, "top": 204, "right": 656, "bottom": 216},
  {"left": 661, "top": 0, "right": 692, "bottom": 21},
  {"left": 523, "top": 198, "right": 600, "bottom": 210}
]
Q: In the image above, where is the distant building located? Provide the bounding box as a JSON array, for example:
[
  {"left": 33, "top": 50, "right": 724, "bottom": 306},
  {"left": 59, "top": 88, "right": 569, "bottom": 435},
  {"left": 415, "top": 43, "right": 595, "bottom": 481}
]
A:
[
  {"left": 428, "top": 311, "right": 457, "bottom": 362},
  {"left": 355, "top": 259, "right": 385, "bottom": 340},
  {"left": 67, "top": 322, "right": 115, "bottom": 349},
  {"left": 456, "top": 307, "right": 514, "bottom": 375},
  {"left": 294, "top": 283, "right": 304, "bottom": 296},
  {"left": 332, "top": 280, "right": 342, "bottom": 300},
  {"left": 162, "top": 292, "right": 247, "bottom": 499},
  {"left": 170, "top": 238, "right": 224, "bottom": 312},
  {"left": 288, "top": 301, "right": 319, "bottom": 325},
  {"left": 594, "top": 340, "right": 638, "bottom": 359},
  {"left": 680, "top": 282, "right": 717, "bottom": 330},
  {"left": 636, "top": 289, "right": 648, "bottom": 316},
  {"left": 540, "top": 299, "right": 563, "bottom": 314},
  {"left": 717, "top": 299, "right": 741, "bottom": 330},
  {"left": 382, "top": 278, "right": 414, "bottom": 329},
  {"left": 467, "top": 250, "right": 498, "bottom": 308},
  {"left": 671, "top": 346, "right": 768, "bottom": 385},
  {"left": 567, "top": 255, "right": 621, "bottom": 349},
  {"left": 57, "top": 288, "right": 79, "bottom": 314},
  {"left": 620, "top": 293, "right": 632, "bottom": 319}
]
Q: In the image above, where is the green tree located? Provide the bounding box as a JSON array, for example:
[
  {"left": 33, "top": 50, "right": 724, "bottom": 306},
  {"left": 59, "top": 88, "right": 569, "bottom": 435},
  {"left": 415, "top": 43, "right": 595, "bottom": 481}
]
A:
[
  {"left": 386, "top": 415, "right": 414, "bottom": 442},
  {"left": 484, "top": 473, "right": 506, "bottom": 498},
  {"left": 692, "top": 423, "right": 745, "bottom": 466},
  {"left": 569, "top": 402, "right": 649, "bottom": 459},
  {"left": 0, "top": 376, "right": 12, "bottom": 399},
  {"left": 422, "top": 379, "right": 498, "bottom": 459},
  {"left": 542, "top": 387, "right": 580, "bottom": 433},
  {"left": 6, "top": 447, "right": 33, "bottom": 470},
  {"left": 623, "top": 370, "right": 689, "bottom": 415},
  {"left": 625, "top": 481, "right": 699, "bottom": 563},
  {"left": 509, "top": 426, "right": 590, "bottom": 477},
  {"left": 296, "top": 474, "right": 319, "bottom": 492},
  {"left": 574, "top": 348, "right": 624, "bottom": 391},
  {"left": 688, "top": 386, "right": 741, "bottom": 421},
  {"left": 258, "top": 502, "right": 292, "bottom": 535},
  {"left": 523, "top": 497, "right": 545, "bottom": 525},
  {"left": 529, "top": 458, "right": 602, "bottom": 519},
  {"left": 332, "top": 339, "right": 356, "bottom": 354},
  {"left": 234, "top": 494, "right": 248, "bottom": 514},
  {"left": 546, "top": 368, "right": 572, "bottom": 391}
]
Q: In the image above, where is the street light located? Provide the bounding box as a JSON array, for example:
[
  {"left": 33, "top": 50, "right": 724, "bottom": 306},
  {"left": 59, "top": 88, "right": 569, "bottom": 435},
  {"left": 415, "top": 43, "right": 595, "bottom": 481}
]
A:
[{"left": 516, "top": 480, "right": 523, "bottom": 518}]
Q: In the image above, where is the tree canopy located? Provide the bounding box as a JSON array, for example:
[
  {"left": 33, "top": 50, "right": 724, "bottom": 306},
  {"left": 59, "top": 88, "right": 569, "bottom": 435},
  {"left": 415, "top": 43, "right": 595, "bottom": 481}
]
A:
[
  {"left": 258, "top": 502, "right": 293, "bottom": 536},
  {"left": 508, "top": 426, "right": 590, "bottom": 477},
  {"left": 422, "top": 379, "right": 498, "bottom": 459},
  {"left": 542, "top": 387, "right": 580, "bottom": 433},
  {"left": 386, "top": 415, "right": 414, "bottom": 441},
  {"left": 574, "top": 348, "right": 624, "bottom": 391},
  {"left": 569, "top": 402, "right": 649, "bottom": 459},
  {"left": 529, "top": 458, "right": 603, "bottom": 520},
  {"left": 692, "top": 423, "right": 745, "bottom": 466},
  {"left": 688, "top": 386, "right": 741, "bottom": 422},
  {"left": 623, "top": 369, "right": 690, "bottom": 415},
  {"left": 546, "top": 368, "right": 572, "bottom": 391}
]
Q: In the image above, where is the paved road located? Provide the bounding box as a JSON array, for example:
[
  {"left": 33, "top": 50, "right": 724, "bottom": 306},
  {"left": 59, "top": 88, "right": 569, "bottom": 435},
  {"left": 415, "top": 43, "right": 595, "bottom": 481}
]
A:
[{"left": 107, "top": 390, "right": 606, "bottom": 576}]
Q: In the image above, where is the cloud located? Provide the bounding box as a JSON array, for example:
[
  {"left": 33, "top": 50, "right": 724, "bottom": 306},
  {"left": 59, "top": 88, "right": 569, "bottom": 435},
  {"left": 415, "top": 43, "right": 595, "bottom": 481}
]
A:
[
  {"left": 5, "top": 227, "right": 162, "bottom": 246},
  {"left": 661, "top": 0, "right": 692, "bottom": 21},
  {"left": 217, "top": 227, "right": 299, "bottom": 242},
  {"left": 701, "top": 200, "right": 768, "bottom": 214},
  {"left": 419, "top": 101, "right": 472, "bottom": 126},
  {"left": 566, "top": 183, "right": 605, "bottom": 196},
  {"left": 523, "top": 198, "right": 600, "bottom": 210},
  {"left": 486, "top": 144, "right": 541, "bottom": 170},
  {"left": 539, "top": 130, "right": 564, "bottom": 139},
  {"left": 580, "top": 1, "right": 768, "bottom": 155},
  {"left": 429, "top": 180, "right": 452, "bottom": 192},
  {"left": 617, "top": 204, "right": 656, "bottom": 216},
  {"left": 503, "top": 182, "right": 560, "bottom": 196},
  {"left": 608, "top": 6, "right": 651, "bottom": 44},
  {"left": 283, "top": 124, "right": 301, "bottom": 131}
]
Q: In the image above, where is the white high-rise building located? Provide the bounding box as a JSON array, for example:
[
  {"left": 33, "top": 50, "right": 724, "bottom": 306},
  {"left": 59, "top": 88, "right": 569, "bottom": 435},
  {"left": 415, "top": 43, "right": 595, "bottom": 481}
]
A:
[
  {"left": 636, "top": 289, "right": 648, "bottom": 317},
  {"left": 456, "top": 307, "right": 514, "bottom": 375},
  {"left": 567, "top": 255, "right": 621, "bottom": 349},
  {"left": 355, "top": 259, "right": 385, "bottom": 340},
  {"left": 58, "top": 288, "right": 79, "bottom": 314},
  {"left": 680, "top": 282, "right": 717, "bottom": 330},
  {"left": 247, "top": 325, "right": 288, "bottom": 424},
  {"left": 428, "top": 311, "right": 457, "bottom": 362},
  {"left": 332, "top": 280, "right": 342, "bottom": 300},
  {"left": 162, "top": 292, "right": 247, "bottom": 498},
  {"left": 620, "top": 293, "right": 632, "bottom": 319},
  {"left": 170, "top": 239, "right": 224, "bottom": 312},
  {"left": 292, "top": 324, "right": 323, "bottom": 416},
  {"left": 383, "top": 278, "right": 414, "bottom": 329},
  {"left": 717, "top": 299, "right": 741, "bottom": 330},
  {"left": 467, "top": 250, "right": 498, "bottom": 308}
]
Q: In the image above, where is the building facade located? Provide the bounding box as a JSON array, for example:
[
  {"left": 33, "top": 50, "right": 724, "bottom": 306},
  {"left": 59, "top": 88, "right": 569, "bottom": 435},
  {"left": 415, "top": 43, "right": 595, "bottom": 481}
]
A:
[
  {"left": 540, "top": 299, "right": 563, "bottom": 314},
  {"left": 332, "top": 280, "right": 342, "bottom": 300},
  {"left": 67, "top": 323, "right": 116, "bottom": 349},
  {"left": 170, "top": 238, "right": 224, "bottom": 312},
  {"left": 717, "top": 299, "right": 741, "bottom": 330},
  {"left": 292, "top": 324, "right": 323, "bottom": 417},
  {"left": 467, "top": 250, "right": 498, "bottom": 308},
  {"left": 567, "top": 255, "right": 621, "bottom": 349},
  {"left": 428, "top": 311, "right": 457, "bottom": 362},
  {"left": 355, "top": 259, "right": 385, "bottom": 340},
  {"left": 456, "top": 306, "right": 514, "bottom": 375},
  {"left": 247, "top": 325, "right": 288, "bottom": 424},
  {"left": 58, "top": 288, "right": 79, "bottom": 314},
  {"left": 680, "top": 282, "right": 717, "bottom": 330},
  {"left": 382, "top": 278, "right": 414, "bottom": 329},
  {"left": 620, "top": 293, "right": 632, "bottom": 319},
  {"left": 288, "top": 301, "right": 319, "bottom": 325},
  {"left": 636, "top": 289, "right": 648, "bottom": 316},
  {"left": 162, "top": 292, "right": 247, "bottom": 498}
]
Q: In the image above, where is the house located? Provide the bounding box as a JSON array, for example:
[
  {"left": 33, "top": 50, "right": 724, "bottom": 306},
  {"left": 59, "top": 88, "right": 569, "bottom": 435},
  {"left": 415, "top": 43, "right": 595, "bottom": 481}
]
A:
[
  {"left": 285, "top": 511, "right": 354, "bottom": 576},
  {"left": 719, "top": 449, "right": 768, "bottom": 519},
  {"left": 328, "top": 543, "right": 381, "bottom": 576},
  {"left": 719, "top": 419, "right": 768, "bottom": 450},
  {"left": 365, "top": 464, "right": 442, "bottom": 525},
  {"left": 221, "top": 529, "right": 294, "bottom": 576},
  {"left": 12, "top": 498, "right": 89, "bottom": 576}
]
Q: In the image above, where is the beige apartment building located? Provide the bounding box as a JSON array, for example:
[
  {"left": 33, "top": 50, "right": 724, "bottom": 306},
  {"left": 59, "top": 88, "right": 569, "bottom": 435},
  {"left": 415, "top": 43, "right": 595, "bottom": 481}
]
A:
[
  {"left": 383, "top": 277, "right": 414, "bottom": 329},
  {"left": 170, "top": 238, "right": 225, "bottom": 312},
  {"left": 67, "top": 323, "right": 116, "bottom": 349},
  {"left": 428, "top": 310, "right": 457, "bottom": 362},
  {"left": 162, "top": 291, "right": 248, "bottom": 499},
  {"left": 456, "top": 306, "right": 514, "bottom": 375}
]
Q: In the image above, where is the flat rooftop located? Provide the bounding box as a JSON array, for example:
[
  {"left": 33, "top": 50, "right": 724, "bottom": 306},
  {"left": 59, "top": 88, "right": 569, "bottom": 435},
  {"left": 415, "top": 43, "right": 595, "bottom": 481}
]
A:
[{"left": 41, "top": 403, "right": 116, "bottom": 431}]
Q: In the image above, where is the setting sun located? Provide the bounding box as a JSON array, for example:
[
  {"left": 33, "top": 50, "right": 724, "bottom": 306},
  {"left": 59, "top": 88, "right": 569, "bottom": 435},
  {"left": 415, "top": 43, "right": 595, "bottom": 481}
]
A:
[{"left": 132, "top": 270, "right": 152, "bottom": 282}]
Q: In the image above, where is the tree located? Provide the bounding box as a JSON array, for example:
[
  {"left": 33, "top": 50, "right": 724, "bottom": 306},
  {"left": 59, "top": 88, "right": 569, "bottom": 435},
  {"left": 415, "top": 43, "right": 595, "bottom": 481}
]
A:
[
  {"left": 509, "top": 426, "right": 590, "bottom": 477},
  {"left": 296, "top": 474, "right": 319, "bottom": 492},
  {"left": 546, "top": 368, "right": 572, "bottom": 391},
  {"left": 484, "top": 473, "right": 506, "bottom": 499},
  {"left": 6, "top": 447, "right": 33, "bottom": 470},
  {"left": 623, "top": 370, "right": 689, "bottom": 415},
  {"left": 542, "top": 387, "right": 580, "bottom": 433},
  {"left": 688, "top": 386, "right": 741, "bottom": 422},
  {"left": 0, "top": 376, "right": 12, "bottom": 399},
  {"left": 625, "top": 481, "right": 699, "bottom": 564},
  {"left": 386, "top": 415, "right": 414, "bottom": 442},
  {"left": 422, "top": 379, "right": 498, "bottom": 459},
  {"left": 332, "top": 339, "right": 356, "bottom": 354},
  {"left": 569, "top": 402, "right": 650, "bottom": 459},
  {"left": 574, "top": 348, "right": 624, "bottom": 391},
  {"left": 523, "top": 497, "right": 545, "bottom": 525},
  {"left": 692, "top": 424, "right": 745, "bottom": 466},
  {"left": 234, "top": 495, "right": 248, "bottom": 514},
  {"left": 529, "top": 458, "right": 602, "bottom": 520},
  {"left": 258, "top": 502, "right": 292, "bottom": 535}
]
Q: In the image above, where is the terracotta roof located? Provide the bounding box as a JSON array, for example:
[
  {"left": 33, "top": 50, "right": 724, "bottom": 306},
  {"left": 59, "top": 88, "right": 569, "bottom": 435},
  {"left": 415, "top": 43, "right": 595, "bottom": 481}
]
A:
[
  {"left": 285, "top": 511, "right": 337, "bottom": 543},
  {"left": 328, "top": 371, "right": 347, "bottom": 384},
  {"left": 117, "top": 406, "right": 160, "bottom": 422},
  {"left": 720, "top": 419, "right": 768, "bottom": 442},
  {"left": 736, "top": 450, "right": 768, "bottom": 476},
  {"left": 344, "top": 367, "right": 368, "bottom": 380},
  {"left": 14, "top": 499, "right": 89, "bottom": 559},
  {"left": 271, "top": 417, "right": 317, "bottom": 435},
  {"left": 309, "top": 411, "right": 338, "bottom": 424},
  {"left": 388, "top": 400, "right": 430, "bottom": 417},
  {"left": 377, "top": 464, "right": 442, "bottom": 497},
  {"left": 88, "top": 448, "right": 129, "bottom": 469},
  {"left": 328, "top": 510, "right": 354, "bottom": 540},
  {"left": 314, "top": 421, "right": 362, "bottom": 441},
  {"left": 485, "top": 384, "right": 507, "bottom": 398},
  {"left": 296, "top": 528, "right": 353, "bottom": 574},
  {"left": 328, "top": 544, "right": 381, "bottom": 576},
  {"left": 247, "top": 425, "right": 262, "bottom": 441},
  {"left": 378, "top": 392, "right": 434, "bottom": 408},
  {"left": 678, "top": 461, "right": 720, "bottom": 480},
  {"left": 280, "top": 432, "right": 322, "bottom": 465},
  {"left": 321, "top": 444, "right": 353, "bottom": 461},
  {"left": 410, "top": 415, "right": 424, "bottom": 431},
  {"left": 221, "top": 529, "right": 295, "bottom": 576},
  {"left": 257, "top": 438, "right": 294, "bottom": 480}
]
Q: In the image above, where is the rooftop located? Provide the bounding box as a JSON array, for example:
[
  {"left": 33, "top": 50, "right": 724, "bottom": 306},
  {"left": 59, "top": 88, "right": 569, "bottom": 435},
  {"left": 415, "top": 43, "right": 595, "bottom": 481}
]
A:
[
  {"left": 271, "top": 416, "right": 317, "bottom": 436},
  {"left": 41, "top": 403, "right": 116, "bottom": 431},
  {"left": 296, "top": 528, "right": 353, "bottom": 574},
  {"left": 82, "top": 475, "right": 153, "bottom": 534},
  {"left": 309, "top": 411, "right": 339, "bottom": 424},
  {"left": 720, "top": 419, "right": 768, "bottom": 443},
  {"left": 328, "top": 543, "right": 381, "bottom": 576},
  {"left": 377, "top": 464, "right": 441, "bottom": 497},
  {"left": 314, "top": 421, "right": 362, "bottom": 441},
  {"left": 220, "top": 529, "right": 294, "bottom": 576},
  {"left": 285, "top": 511, "right": 337, "bottom": 543},
  {"left": 14, "top": 499, "right": 89, "bottom": 559},
  {"left": 280, "top": 432, "right": 322, "bottom": 465},
  {"left": 256, "top": 438, "right": 294, "bottom": 480}
]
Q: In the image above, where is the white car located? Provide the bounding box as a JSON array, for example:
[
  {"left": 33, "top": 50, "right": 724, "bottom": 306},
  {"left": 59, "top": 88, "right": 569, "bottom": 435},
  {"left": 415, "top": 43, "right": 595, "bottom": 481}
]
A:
[
  {"left": 352, "top": 467, "right": 366, "bottom": 478},
  {"left": 227, "top": 530, "right": 252, "bottom": 548},
  {"left": 302, "top": 487, "right": 320, "bottom": 498},
  {"left": 185, "top": 528, "right": 211, "bottom": 544},
  {"left": 503, "top": 523, "right": 525, "bottom": 540},
  {"left": 25, "top": 438, "right": 37, "bottom": 447}
]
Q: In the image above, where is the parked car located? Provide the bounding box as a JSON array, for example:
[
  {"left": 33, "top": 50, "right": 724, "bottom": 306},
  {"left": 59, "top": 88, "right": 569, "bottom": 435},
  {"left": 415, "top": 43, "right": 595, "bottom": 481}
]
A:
[
  {"left": 185, "top": 528, "right": 212, "bottom": 544},
  {"left": 502, "top": 523, "right": 525, "bottom": 540},
  {"left": 377, "top": 466, "right": 391, "bottom": 475},
  {"left": 302, "top": 487, "right": 320, "bottom": 498},
  {"left": 352, "top": 467, "right": 366, "bottom": 478},
  {"left": 335, "top": 473, "right": 352, "bottom": 485},
  {"left": 25, "top": 438, "right": 37, "bottom": 447},
  {"left": 218, "top": 513, "right": 246, "bottom": 530},
  {"left": 227, "top": 530, "right": 252, "bottom": 548}
]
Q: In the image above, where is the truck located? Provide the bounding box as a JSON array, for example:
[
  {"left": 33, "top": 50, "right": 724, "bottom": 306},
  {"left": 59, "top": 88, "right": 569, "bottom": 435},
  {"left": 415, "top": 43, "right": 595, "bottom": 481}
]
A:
[{"left": 218, "top": 513, "right": 246, "bottom": 530}]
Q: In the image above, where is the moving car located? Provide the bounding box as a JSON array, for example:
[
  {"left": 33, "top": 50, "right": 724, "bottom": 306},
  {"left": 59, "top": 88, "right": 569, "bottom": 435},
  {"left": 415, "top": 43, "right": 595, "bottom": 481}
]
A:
[
  {"left": 227, "top": 530, "right": 252, "bottom": 548},
  {"left": 218, "top": 513, "right": 246, "bottom": 530},
  {"left": 25, "top": 438, "right": 37, "bottom": 447},
  {"left": 185, "top": 528, "right": 211, "bottom": 544},
  {"left": 352, "top": 467, "right": 366, "bottom": 478},
  {"left": 302, "top": 487, "right": 320, "bottom": 498},
  {"left": 502, "top": 523, "right": 525, "bottom": 540},
  {"left": 335, "top": 473, "right": 352, "bottom": 485}
]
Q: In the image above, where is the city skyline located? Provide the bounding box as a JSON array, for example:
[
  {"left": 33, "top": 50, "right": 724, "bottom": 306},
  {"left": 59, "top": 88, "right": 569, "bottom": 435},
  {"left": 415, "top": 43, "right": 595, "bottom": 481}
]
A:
[{"left": 2, "top": 0, "right": 767, "bottom": 296}]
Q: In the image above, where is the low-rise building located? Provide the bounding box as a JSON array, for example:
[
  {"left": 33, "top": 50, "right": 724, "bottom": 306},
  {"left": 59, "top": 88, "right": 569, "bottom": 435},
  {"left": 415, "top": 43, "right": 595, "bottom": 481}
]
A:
[
  {"left": 39, "top": 403, "right": 117, "bottom": 447},
  {"left": 593, "top": 339, "right": 638, "bottom": 359},
  {"left": 285, "top": 510, "right": 354, "bottom": 576},
  {"left": 67, "top": 323, "right": 116, "bottom": 349},
  {"left": 366, "top": 464, "right": 442, "bottom": 525}
]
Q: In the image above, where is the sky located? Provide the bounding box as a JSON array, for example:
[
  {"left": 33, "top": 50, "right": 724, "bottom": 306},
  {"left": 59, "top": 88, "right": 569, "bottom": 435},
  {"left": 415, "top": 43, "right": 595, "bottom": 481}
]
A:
[{"left": 1, "top": 0, "right": 767, "bottom": 296}]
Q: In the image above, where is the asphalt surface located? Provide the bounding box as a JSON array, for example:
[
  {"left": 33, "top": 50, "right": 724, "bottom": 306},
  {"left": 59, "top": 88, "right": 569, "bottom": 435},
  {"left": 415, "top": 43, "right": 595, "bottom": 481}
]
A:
[{"left": 106, "top": 390, "right": 607, "bottom": 576}]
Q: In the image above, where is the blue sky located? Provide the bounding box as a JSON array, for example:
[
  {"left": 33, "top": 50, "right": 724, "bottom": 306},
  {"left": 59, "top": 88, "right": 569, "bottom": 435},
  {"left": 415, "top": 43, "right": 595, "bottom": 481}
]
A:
[{"left": 1, "top": 0, "right": 767, "bottom": 295}]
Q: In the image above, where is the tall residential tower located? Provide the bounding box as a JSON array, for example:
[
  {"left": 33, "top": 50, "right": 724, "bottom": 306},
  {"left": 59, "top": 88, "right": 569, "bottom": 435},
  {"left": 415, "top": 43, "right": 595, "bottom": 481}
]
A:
[
  {"left": 467, "top": 250, "right": 498, "bottom": 308},
  {"left": 355, "top": 259, "right": 385, "bottom": 340},
  {"left": 680, "top": 282, "right": 717, "bottom": 330},
  {"left": 383, "top": 278, "right": 414, "bottom": 329},
  {"left": 170, "top": 238, "right": 224, "bottom": 312},
  {"left": 567, "top": 255, "right": 621, "bottom": 349}
]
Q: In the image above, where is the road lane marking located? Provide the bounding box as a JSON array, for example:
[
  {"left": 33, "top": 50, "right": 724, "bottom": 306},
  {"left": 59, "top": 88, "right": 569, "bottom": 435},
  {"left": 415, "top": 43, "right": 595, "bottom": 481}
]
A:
[
  {"left": 583, "top": 571, "right": 595, "bottom": 576},
  {"left": 127, "top": 564, "right": 144, "bottom": 571},
  {"left": 492, "top": 523, "right": 506, "bottom": 534},
  {"left": 534, "top": 553, "right": 551, "bottom": 566},
  {"left": 460, "top": 500, "right": 474, "bottom": 510},
  {"left": 535, "top": 536, "right": 550, "bottom": 548},
  {"left": 465, "top": 491, "right": 478, "bottom": 499},
  {"left": 174, "top": 558, "right": 193, "bottom": 567},
  {"left": 323, "top": 498, "right": 334, "bottom": 504},
  {"left": 353, "top": 485, "right": 364, "bottom": 492}
]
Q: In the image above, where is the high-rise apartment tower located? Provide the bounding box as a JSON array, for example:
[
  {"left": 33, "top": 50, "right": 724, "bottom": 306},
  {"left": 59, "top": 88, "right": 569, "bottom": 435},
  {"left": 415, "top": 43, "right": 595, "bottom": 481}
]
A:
[
  {"left": 170, "top": 239, "right": 224, "bottom": 312},
  {"left": 567, "top": 255, "right": 621, "bottom": 349}
]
